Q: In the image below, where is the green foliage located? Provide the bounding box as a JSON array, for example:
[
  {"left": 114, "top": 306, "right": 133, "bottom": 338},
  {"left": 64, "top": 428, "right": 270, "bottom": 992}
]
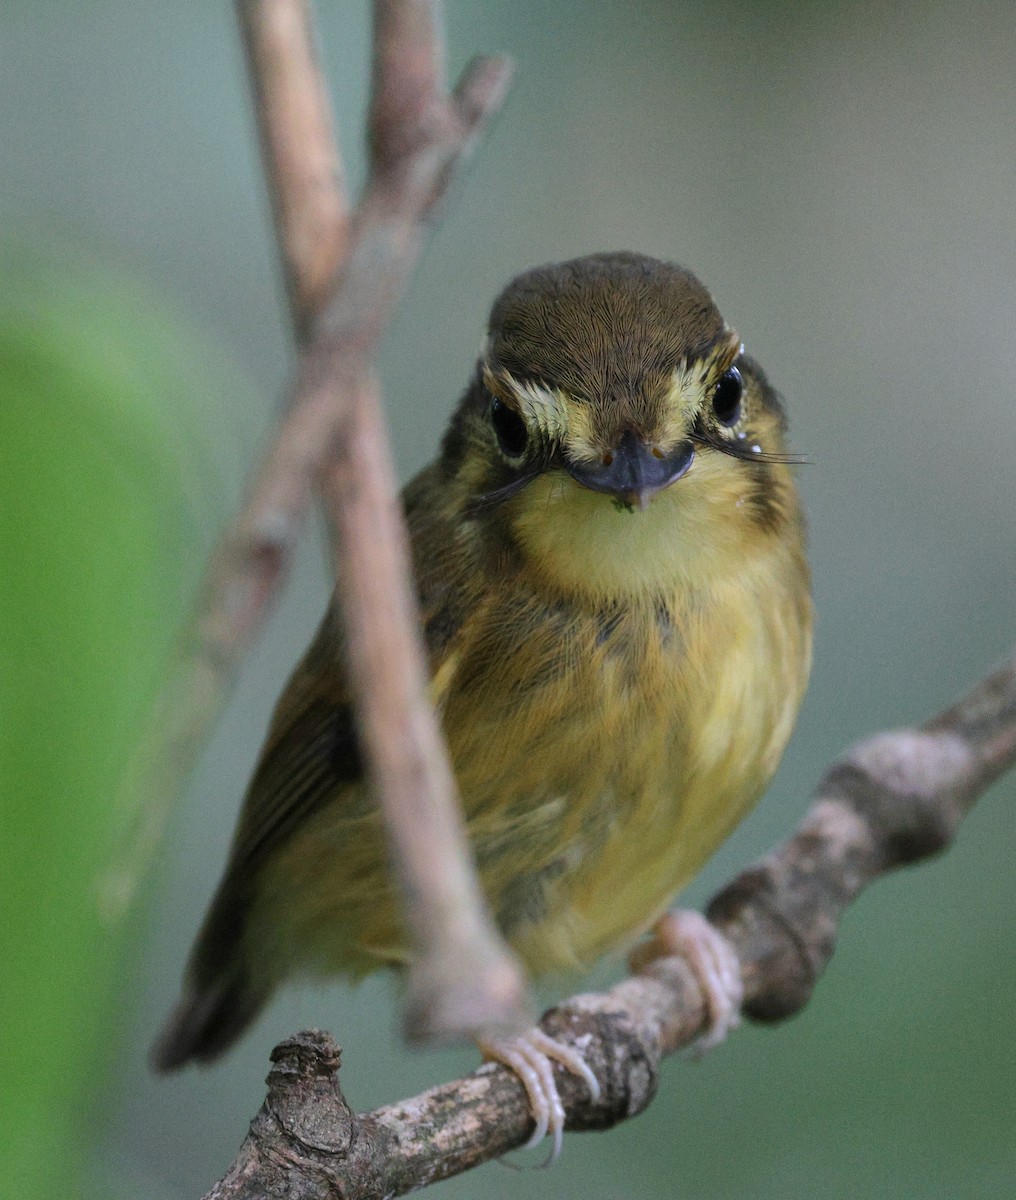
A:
[{"left": 0, "top": 244, "right": 245, "bottom": 1197}]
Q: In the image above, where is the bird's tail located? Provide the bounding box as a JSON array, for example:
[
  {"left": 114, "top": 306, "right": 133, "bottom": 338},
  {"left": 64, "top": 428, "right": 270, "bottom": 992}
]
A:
[
  {"left": 151, "top": 874, "right": 272, "bottom": 1072},
  {"left": 150, "top": 968, "right": 269, "bottom": 1072}
]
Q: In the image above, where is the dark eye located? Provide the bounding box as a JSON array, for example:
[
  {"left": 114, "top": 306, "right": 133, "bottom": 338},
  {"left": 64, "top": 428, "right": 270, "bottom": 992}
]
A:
[
  {"left": 711, "top": 366, "right": 743, "bottom": 426},
  {"left": 491, "top": 397, "right": 529, "bottom": 457}
]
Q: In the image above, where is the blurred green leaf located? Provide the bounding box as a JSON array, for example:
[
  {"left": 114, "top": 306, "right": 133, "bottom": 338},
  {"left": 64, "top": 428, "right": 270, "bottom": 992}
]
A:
[{"left": 0, "top": 242, "right": 248, "bottom": 1198}]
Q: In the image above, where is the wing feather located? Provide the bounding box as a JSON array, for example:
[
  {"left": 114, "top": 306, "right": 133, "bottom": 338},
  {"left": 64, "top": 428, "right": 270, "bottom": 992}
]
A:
[{"left": 224, "top": 472, "right": 476, "bottom": 886}]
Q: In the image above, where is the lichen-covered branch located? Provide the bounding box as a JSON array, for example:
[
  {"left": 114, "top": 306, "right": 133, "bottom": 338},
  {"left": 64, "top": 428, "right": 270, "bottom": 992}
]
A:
[{"left": 202, "top": 649, "right": 1016, "bottom": 1200}]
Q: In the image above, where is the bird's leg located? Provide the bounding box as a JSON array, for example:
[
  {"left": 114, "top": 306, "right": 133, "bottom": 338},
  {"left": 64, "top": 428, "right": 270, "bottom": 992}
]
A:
[
  {"left": 478, "top": 1026, "right": 601, "bottom": 1162},
  {"left": 629, "top": 909, "right": 743, "bottom": 1050}
]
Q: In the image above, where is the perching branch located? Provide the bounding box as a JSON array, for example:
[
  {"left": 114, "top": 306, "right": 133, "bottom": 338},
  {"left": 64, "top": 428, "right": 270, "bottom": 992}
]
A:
[
  {"left": 202, "top": 650, "right": 1016, "bottom": 1200},
  {"left": 107, "top": 0, "right": 526, "bottom": 1041}
]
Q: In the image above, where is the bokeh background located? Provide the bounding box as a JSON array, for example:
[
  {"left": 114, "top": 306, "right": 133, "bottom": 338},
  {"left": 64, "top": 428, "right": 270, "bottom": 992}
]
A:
[{"left": 3, "top": 1, "right": 1014, "bottom": 1197}]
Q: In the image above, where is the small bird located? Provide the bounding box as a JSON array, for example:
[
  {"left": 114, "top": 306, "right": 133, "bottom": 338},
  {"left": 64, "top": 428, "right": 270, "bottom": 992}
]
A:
[{"left": 154, "top": 252, "right": 812, "bottom": 1154}]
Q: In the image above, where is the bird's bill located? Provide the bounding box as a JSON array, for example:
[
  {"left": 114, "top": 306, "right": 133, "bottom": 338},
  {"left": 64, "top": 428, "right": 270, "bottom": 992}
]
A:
[{"left": 565, "top": 431, "right": 695, "bottom": 511}]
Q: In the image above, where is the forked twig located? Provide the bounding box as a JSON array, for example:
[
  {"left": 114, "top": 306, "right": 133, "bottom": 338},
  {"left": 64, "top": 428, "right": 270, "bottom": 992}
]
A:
[{"left": 109, "top": 0, "right": 525, "bottom": 1042}]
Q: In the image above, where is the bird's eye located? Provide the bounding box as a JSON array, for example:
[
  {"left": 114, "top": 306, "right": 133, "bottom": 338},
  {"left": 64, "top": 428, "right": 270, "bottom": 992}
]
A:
[
  {"left": 711, "top": 366, "right": 743, "bottom": 426},
  {"left": 491, "top": 397, "right": 529, "bottom": 457}
]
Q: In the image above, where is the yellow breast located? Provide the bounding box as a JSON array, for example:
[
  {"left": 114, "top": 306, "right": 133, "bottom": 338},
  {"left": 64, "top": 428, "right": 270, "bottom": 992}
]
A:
[
  {"left": 256, "top": 469, "right": 811, "bottom": 984},
  {"left": 437, "top": 472, "right": 811, "bottom": 973}
]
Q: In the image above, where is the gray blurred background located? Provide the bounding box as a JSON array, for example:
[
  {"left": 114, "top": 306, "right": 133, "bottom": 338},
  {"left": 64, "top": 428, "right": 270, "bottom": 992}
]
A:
[{"left": 5, "top": 0, "right": 1015, "bottom": 1196}]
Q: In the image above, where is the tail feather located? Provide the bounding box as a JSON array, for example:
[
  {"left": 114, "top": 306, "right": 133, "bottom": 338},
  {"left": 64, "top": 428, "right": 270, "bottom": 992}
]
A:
[
  {"left": 152, "top": 873, "right": 269, "bottom": 1072},
  {"left": 151, "top": 971, "right": 267, "bottom": 1072}
]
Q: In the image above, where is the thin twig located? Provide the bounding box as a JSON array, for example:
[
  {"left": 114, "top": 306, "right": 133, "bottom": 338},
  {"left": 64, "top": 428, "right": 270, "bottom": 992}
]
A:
[
  {"left": 107, "top": 1, "right": 523, "bottom": 1040},
  {"left": 269, "top": 0, "right": 524, "bottom": 1041},
  {"left": 236, "top": 0, "right": 349, "bottom": 342},
  {"left": 320, "top": 369, "right": 530, "bottom": 1038},
  {"left": 202, "top": 650, "right": 1016, "bottom": 1200}
]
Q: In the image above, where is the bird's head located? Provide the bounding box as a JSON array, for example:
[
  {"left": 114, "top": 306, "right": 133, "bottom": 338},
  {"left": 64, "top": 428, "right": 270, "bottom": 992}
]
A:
[{"left": 443, "top": 252, "right": 803, "bottom": 598}]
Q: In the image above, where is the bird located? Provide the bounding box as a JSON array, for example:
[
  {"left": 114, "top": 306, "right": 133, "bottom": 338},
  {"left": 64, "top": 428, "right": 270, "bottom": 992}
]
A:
[{"left": 153, "top": 251, "right": 812, "bottom": 1156}]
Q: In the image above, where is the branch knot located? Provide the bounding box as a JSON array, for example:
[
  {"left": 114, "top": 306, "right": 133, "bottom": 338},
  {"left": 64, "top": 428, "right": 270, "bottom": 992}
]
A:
[{"left": 264, "top": 1030, "right": 354, "bottom": 1157}]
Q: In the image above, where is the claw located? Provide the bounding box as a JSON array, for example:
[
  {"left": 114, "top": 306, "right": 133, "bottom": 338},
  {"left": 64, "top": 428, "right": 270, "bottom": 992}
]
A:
[
  {"left": 630, "top": 909, "right": 743, "bottom": 1050},
  {"left": 479, "top": 1026, "right": 600, "bottom": 1163}
]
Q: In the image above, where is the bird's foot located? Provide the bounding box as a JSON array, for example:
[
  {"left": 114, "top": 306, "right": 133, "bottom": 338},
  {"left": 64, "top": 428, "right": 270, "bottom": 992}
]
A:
[
  {"left": 478, "top": 1026, "right": 601, "bottom": 1163},
  {"left": 629, "top": 908, "right": 743, "bottom": 1051}
]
